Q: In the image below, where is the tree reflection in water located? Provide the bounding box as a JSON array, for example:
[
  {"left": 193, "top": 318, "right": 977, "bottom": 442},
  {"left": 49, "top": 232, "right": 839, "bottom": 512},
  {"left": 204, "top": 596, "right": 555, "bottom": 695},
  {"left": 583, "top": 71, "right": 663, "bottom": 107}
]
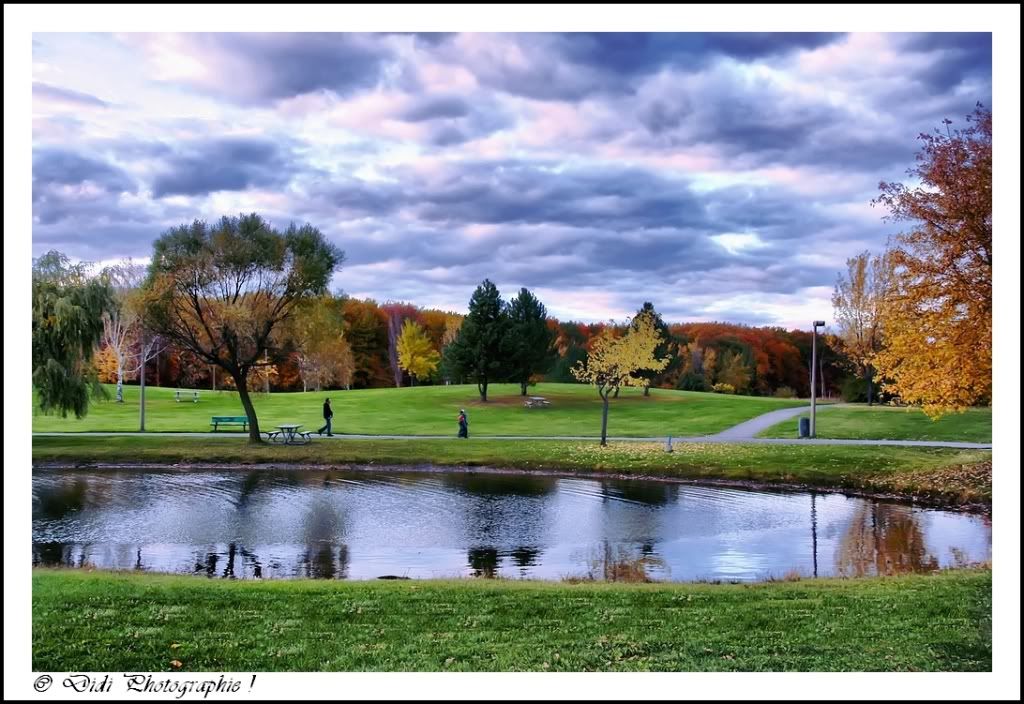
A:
[
  {"left": 467, "top": 547, "right": 500, "bottom": 578},
  {"left": 572, "top": 541, "right": 668, "bottom": 583},
  {"left": 298, "top": 543, "right": 350, "bottom": 579},
  {"left": 835, "top": 503, "right": 939, "bottom": 577}
]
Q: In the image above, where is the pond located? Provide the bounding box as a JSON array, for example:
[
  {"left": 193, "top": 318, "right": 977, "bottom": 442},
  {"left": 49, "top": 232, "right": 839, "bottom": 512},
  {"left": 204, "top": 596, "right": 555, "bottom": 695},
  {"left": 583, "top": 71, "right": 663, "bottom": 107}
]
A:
[{"left": 32, "top": 468, "right": 991, "bottom": 582}]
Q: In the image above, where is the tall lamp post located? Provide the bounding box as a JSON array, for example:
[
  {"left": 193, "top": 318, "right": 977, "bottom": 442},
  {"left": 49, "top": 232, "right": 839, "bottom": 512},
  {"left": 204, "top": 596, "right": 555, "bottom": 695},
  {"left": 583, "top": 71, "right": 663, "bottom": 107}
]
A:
[{"left": 810, "top": 320, "right": 826, "bottom": 437}]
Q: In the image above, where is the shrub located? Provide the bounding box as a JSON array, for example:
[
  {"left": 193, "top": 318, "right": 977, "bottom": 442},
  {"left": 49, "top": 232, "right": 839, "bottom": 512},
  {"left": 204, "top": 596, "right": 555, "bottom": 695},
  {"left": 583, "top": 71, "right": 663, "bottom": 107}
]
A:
[
  {"left": 676, "top": 372, "right": 709, "bottom": 392},
  {"left": 840, "top": 376, "right": 868, "bottom": 402},
  {"left": 711, "top": 383, "right": 736, "bottom": 394},
  {"left": 772, "top": 386, "right": 797, "bottom": 398}
]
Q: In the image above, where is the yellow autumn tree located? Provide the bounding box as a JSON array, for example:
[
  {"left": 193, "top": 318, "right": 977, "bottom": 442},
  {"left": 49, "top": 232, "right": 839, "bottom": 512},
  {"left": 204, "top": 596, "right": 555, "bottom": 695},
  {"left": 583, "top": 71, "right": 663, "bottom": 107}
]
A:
[
  {"left": 572, "top": 313, "right": 668, "bottom": 445},
  {"left": 397, "top": 319, "right": 439, "bottom": 386},
  {"left": 872, "top": 104, "right": 992, "bottom": 417}
]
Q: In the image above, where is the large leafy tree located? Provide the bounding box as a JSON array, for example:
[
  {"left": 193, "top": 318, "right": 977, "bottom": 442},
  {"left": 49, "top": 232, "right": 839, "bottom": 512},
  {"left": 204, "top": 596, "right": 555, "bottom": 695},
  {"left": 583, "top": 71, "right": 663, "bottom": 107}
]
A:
[
  {"left": 32, "top": 251, "right": 114, "bottom": 418},
  {"left": 442, "top": 279, "right": 508, "bottom": 401},
  {"left": 142, "top": 213, "right": 343, "bottom": 441},
  {"left": 572, "top": 313, "right": 668, "bottom": 445},
  {"left": 397, "top": 319, "right": 440, "bottom": 385},
  {"left": 831, "top": 251, "right": 893, "bottom": 405},
  {"left": 872, "top": 104, "right": 992, "bottom": 417},
  {"left": 506, "top": 288, "right": 557, "bottom": 396}
]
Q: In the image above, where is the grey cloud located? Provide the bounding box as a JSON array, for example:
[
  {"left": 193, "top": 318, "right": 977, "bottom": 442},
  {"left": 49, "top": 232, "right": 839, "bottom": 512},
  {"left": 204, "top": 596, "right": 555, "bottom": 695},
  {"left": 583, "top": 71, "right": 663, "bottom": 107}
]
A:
[
  {"left": 33, "top": 148, "right": 135, "bottom": 195},
  {"left": 897, "top": 33, "right": 991, "bottom": 92},
  {"left": 33, "top": 82, "right": 109, "bottom": 108},
  {"left": 399, "top": 95, "right": 471, "bottom": 122},
  {"left": 462, "top": 33, "right": 846, "bottom": 101},
  {"left": 149, "top": 136, "right": 301, "bottom": 197},
  {"left": 153, "top": 33, "right": 399, "bottom": 104},
  {"left": 558, "top": 32, "right": 844, "bottom": 76}
]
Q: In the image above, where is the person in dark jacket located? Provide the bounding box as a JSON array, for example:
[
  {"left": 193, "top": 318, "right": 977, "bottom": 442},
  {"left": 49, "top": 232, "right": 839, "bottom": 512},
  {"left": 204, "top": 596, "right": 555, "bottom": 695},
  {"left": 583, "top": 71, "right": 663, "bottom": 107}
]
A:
[
  {"left": 457, "top": 409, "right": 468, "bottom": 438},
  {"left": 318, "top": 398, "right": 334, "bottom": 436}
]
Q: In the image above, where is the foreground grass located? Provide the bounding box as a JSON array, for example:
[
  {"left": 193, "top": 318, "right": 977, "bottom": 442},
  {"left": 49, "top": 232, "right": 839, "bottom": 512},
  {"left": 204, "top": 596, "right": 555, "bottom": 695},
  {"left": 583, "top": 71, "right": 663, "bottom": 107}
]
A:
[
  {"left": 760, "top": 405, "right": 992, "bottom": 443},
  {"left": 32, "top": 383, "right": 804, "bottom": 437},
  {"left": 32, "top": 568, "right": 991, "bottom": 672},
  {"left": 32, "top": 436, "right": 992, "bottom": 506}
]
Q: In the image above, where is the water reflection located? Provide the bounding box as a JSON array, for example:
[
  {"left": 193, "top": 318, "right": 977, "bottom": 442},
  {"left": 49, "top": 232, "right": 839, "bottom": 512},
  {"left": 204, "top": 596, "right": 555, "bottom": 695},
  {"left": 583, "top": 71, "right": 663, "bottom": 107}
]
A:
[
  {"left": 571, "top": 541, "right": 668, "bottom": 583},
  {"left": 600, "top": 479, "right": 679, "bottom": 506},
  {"left": 467, "top": 547, "right": 500, "bottom": 578},
  {"left": 298, "top": 543, "right": 350, "bottom": 579},
  {"left": 31, "top": 468, "right": 991, "bottom": 582},
  {"left": 835, "top": 503, "right": 941, "bottom": 577}
]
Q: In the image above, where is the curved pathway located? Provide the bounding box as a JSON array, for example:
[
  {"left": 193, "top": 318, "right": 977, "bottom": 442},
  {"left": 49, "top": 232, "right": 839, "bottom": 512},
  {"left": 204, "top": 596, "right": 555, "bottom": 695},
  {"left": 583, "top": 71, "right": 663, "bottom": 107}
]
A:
[{"left": 707, "top": 403, "right": 839, "bottom": 440}]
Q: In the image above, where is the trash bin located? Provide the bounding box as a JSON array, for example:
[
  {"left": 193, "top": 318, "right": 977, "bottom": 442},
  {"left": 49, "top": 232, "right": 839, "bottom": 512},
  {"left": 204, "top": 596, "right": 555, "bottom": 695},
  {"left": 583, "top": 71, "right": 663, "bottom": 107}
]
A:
[{"left": 798, "top": 417, "right": 810, "bottom": 438}]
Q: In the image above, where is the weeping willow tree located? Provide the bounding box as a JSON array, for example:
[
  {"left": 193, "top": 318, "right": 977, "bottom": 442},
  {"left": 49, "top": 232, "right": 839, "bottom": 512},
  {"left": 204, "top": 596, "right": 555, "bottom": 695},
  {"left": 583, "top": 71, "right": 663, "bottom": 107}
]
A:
[{"left": 32, "top": 251, "right": 114, "bottom": 418}]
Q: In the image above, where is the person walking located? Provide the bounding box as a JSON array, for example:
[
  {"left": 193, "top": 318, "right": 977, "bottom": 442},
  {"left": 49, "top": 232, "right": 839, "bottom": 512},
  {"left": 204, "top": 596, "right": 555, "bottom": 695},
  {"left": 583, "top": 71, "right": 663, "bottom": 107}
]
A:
[
  {"left": 457, "top": 409, "right": 469, "bottom": 439},
  {"left": 319, "top": 398, "right": 334, "bottom": 436}
]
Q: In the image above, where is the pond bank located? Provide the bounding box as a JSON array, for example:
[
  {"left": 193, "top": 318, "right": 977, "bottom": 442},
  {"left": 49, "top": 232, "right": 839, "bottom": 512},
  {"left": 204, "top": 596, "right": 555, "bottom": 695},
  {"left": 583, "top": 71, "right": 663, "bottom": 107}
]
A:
[{"left": 32, "top": 435, "right": 992, "bottom": 512}]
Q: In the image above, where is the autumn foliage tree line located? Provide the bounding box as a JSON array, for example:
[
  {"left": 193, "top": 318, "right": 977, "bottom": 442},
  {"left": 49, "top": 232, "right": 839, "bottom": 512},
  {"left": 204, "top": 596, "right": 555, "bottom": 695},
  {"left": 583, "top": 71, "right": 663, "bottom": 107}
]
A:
[
  {"left": 83, "top": 280, "right": 848, "bottom": 399},
  {"left": 33, "top": 105, "right": 991, "bottom": 437}
]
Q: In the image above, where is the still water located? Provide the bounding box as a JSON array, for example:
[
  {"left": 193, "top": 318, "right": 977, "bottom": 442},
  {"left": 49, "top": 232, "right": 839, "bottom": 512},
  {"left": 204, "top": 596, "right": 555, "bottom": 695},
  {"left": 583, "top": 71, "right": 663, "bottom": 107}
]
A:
[{"left": 32, "top": 468, "right": 991, "bottom": 582}]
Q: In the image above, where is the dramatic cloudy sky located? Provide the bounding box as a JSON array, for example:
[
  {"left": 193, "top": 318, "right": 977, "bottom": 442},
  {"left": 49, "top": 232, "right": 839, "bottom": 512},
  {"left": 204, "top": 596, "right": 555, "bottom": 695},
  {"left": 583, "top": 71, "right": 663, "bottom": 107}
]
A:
[{"left": 31, "top": 32, "right": 991, "bottom": 328}]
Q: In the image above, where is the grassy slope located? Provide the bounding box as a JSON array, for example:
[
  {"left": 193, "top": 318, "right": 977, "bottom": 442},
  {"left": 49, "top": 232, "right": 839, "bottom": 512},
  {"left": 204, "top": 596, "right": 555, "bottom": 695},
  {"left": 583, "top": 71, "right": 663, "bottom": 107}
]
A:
[
  {"left": 32, "top": 568, "right": 992, "bottom": 672},
  {"left": 31, "top": 436, "right": 993, "bottom": 506},
  {"left": 759, "top": 405, "right": 992, "bottom": 442},
  {"left": 32, "top": 383, "right": 804, "bottom": 437}
]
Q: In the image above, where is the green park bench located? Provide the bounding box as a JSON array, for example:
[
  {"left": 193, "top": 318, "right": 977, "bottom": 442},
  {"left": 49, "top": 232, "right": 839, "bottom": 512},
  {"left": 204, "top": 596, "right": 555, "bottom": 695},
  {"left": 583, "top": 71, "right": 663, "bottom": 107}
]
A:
[{"left": 210, "top": 416, "right": 249, "bottom": 432}]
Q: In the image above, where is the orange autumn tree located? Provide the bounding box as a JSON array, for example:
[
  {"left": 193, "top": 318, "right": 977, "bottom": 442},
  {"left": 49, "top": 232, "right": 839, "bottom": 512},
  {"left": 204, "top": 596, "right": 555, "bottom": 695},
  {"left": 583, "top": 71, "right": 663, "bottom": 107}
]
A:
[{"left": 872, "top": 104, "right": 992, "bottom": 417}]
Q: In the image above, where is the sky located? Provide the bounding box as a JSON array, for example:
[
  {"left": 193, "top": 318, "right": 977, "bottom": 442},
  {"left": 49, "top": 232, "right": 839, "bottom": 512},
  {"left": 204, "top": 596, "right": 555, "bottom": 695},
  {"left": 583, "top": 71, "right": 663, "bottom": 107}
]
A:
[{"left": 30, "top": 32, "right": 992, "bottom": 328}]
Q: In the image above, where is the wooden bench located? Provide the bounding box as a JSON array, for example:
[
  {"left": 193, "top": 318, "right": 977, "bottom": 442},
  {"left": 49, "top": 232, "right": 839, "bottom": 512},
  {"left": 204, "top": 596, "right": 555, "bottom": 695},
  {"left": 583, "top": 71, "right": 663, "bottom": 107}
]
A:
[{"left": 211, "top": 416, "right": 248, "bottom": 432}]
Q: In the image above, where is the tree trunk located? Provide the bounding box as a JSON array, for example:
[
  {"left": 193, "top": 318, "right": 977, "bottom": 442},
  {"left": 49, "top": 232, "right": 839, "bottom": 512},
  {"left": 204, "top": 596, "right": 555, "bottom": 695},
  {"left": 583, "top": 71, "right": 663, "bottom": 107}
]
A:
[
  {"left": 116, "top": 368, "right": 124, "bottom": 403},
  {"left": 234, "top": 373, "right": 262, "bottom": 443},
  {"left": 478, "top": 378, "right": 488, "bottom": 401},
  {"left": 139, "top": 351, "right": 146, "bottom": 432},
  {"left": 643, "top": 385, "right": 650, "bottom": 397},
  {"left": 866, "top": 365, "right": 875, "bottom": 406},
  {"left": 600, "top": 390, "right": 610, "bottom": 446},
  {"left": 613, "top": 386, "right": 620, "bottom": 399},
  {"left": 520, "top": 381, "right": 528, "bottom": 396}
]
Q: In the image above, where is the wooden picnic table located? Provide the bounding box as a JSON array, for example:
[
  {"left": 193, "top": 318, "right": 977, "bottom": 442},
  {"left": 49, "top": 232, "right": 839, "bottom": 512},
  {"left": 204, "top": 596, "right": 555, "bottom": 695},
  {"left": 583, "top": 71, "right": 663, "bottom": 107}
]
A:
[
  {"left": 524, "top": 396, "right": 552, "bottom": 408},
  {"left": 265, "top": 424, "right": 311, "bottom": 445}
]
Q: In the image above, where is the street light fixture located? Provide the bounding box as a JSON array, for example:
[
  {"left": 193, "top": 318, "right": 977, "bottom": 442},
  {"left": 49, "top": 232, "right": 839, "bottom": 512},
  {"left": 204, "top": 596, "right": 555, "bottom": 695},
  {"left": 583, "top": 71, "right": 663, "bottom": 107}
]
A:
[{"left": 810, "top": 320, "right": 826, "bottom": 438}]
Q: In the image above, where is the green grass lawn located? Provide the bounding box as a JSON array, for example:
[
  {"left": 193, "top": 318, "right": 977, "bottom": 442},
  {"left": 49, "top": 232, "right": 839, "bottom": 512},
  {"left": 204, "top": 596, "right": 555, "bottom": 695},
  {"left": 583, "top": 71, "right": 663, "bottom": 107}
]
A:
[
  {"left": 32, "top": 436, "right": 993, "bottom": 506},
  {"left": 759, "top": 405, "right": 992, "bottom": 443},
  {"left": 32, "top": 383, "right": 805, "bottom": 437},
  {"left": 32, "top": 568, "right": 991, "bottom": 671}
]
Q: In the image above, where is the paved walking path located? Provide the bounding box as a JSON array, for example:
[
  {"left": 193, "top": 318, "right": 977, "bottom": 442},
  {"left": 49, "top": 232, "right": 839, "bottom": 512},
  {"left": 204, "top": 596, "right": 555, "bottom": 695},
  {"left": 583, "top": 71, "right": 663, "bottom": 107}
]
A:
[
  {"left": 32, "top": 425, "right": 992, "bottom": 450},
  {"left": 31, "top": 400, "right": 993, "bottom": 450},
  {"left": 707, "top": 403, "right": 839, "bottom": 440}
]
